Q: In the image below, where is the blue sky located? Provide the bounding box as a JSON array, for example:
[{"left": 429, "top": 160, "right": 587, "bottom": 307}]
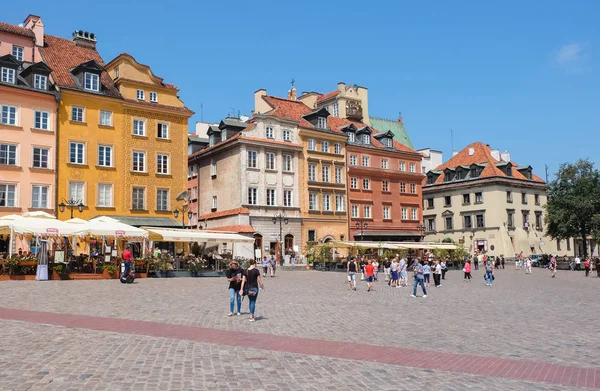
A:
[{"left": 4, "top": 0, "right": 599, "bottom": 179}]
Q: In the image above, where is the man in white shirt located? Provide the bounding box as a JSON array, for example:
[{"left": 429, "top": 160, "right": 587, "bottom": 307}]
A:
[{"left": 575, "top": 256, "right": 581, "bottom": 271}]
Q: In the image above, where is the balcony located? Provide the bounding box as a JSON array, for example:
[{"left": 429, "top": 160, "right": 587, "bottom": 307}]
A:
[{"left": 346, "top": 106, "right": 363, "bottom": 121}]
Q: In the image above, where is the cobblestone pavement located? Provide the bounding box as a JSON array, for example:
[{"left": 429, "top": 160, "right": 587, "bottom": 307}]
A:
[{"left": 0, "top": 268, "right": 599, "bottom": 390}]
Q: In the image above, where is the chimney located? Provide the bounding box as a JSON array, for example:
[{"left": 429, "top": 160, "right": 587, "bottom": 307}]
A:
[
  {"left": 254, "top": 89, "right": 267, "bottom": 114},
  {"left": 500, "top": 151, "right": 511, "bottom": 162},
  {"left": 287, "top": 87, "right": 297, "bottom": 101},
  {"left": 452, "top": 151, "right": 459, "bottom": 157},
  {"left": 337, "top": 81, "right": 345, "bottom": 91},
  {"left": 23, "top": 15, "right": 44, "bottom": 47},
  {"left": 72, "top": 30, "right": 97, "bottom": 49},
  {"left": 468, "top": 147, "right": 475, "bottom": 156},
  {"left": 490, "top": 149, "right": 500, "bottom": 161}
]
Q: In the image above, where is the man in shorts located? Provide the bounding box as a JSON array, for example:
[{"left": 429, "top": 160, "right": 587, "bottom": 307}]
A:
[{"left": 364, "top": 260, "right": 375, "bottom": 292}]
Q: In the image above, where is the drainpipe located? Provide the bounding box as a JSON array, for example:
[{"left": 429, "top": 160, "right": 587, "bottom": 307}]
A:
[{"left": 53, "top": 93, "right": 61, "bottom": 218}]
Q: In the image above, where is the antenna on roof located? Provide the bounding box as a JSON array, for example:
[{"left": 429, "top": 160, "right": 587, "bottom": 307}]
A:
[
  {"left": 450, "top": 129, "right": 454, "bottom": 152},
  {"left": 200, "top": 103, "right": 203, "bottom": 122},
  {"left": 545, "top": 164, "right": 549, "bottom": 183}
]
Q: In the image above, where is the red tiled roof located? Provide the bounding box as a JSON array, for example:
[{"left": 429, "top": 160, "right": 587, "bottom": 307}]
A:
[
  {"left": 40, "top": 34, "right": 121, "bottom": 97},
  {"left": 199, "top": 207, "right": 250, "bottom": 221},
  {"left": 316, "top": 90, "right": 339, "bottom": 102},
  {"left": 208, "top": 225, "right": 254, "bottom": 234},
  {"left": 189, "top": 132, "right": 241, "bottom": 158},
  {"left": 0, "top": 22, "right": 34, "bottom": 38},
  {"left": 432, "top": 142, "right": 545, "bottom": 184},
  {"left": 123, "top": 98, "right": 193, "bottom": 115}
]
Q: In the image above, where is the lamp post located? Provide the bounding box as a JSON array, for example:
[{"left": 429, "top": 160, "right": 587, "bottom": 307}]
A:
[
  {"left": 59, "top": 199, "right": 84, "bottom": 219},
  {"left": 173, "top": 204, "right": 193, "bottom": 229},
  {"left": 272, "top": 213, "right": 288, "bottom": 263},
  {"left": 417, "top": 223, "right": 426, "bottom": 241},
  {"left": 355, "top": 221, "right": 368, "bottom": 241}
]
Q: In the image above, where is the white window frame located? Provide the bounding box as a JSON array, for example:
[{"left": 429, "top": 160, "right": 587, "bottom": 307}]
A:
[
  {"left": 266, "top": 188, "right": 276, "bottom": 206},
  {"left": 410, "top": 183, "right": 416, "bottom": 194},
  {"left": 332, "top": 102, "right": 339, "bottom": 117},
  {"left": 351, "top": 205, "right": 359, "bottom": 218},
  {"left": 308, "top": 164, "right": 317, "bottom": 181},
  {"left": 382, "top": 180, "right": 389, "bottom": 192},
  {"left": 363, "top": 205, "right": 371, "bottom": 218},
  {"left": 84, "top": 72, "right": 100, "bottom": 92},
  {"left": 323, "top": 194, "right": 331, "bottom": 211},
  {"left": 348, "top": 132, "right": 355, "bottom": 142},
  {"left": 309, "top": 193, "right": 318, "bottom": 210},
  {"left": 133, "top": 119, "right": 146, "bottom": 136},
  {"left": 1, "top": 105, "right": 18, "bottom": 126},
  {"left": 399, "top": 162, "right": 406, "bottom": 171},
  {"left": 68, "top": 142, "right": 85, "bottom": 165},
  {"left": 71, "top": 106, "right": 85, "bottom": 123},
  {"left": 132, "top": 187, "right": 146, "bottom": 210},
  {"left": 363, "top": 134, "right": 370, "bottom": 144},
  {"left": 381, "top": 159, "right": 388, "bottom": 169},
  {"left": 12, "top": 45, "right": 23, "bottom": 61},
  {"left": 211, "top": 195, "right": 218, "bottom": 210},
  {"left": 32, "top": 147, "right": 49, "bottom": 169},
  {"left": 335, "top": 167, "right": 343, "bottom": 184},
  {"left": 362, "top": 156, "right": 369, "bottom": 167},
  {"left": 362, "top": 178, "right": 370, "bottom": 190},
  {"left": 409, "top": 163, "right": 416, "bottom": 173},
  {"left": 99, "top": 110, "right": 113, "bottom": 127},
  {"left": 266, "top": 152, "right": 276, "bottom": 170},
  {"left": 247, "top": 150, "right": 257, "bottom": 168},
  {"left": 0, "top": 183, "right": 17, "bottom": 207},
  {"left": 97, "top": 145, "right": 112, "bottom": 167},
  {"left": 317, "top": 117, "right": 327, "bottom": 129},
  {"left": 308, "top": 139, "right": 316, "bottom": 151},
  {"left": 321, "top": 141, "right": 329, "bottom": 153},
  {"left": 411, "top": 208, "right": 418, "bottom": 221},
  {"left": 283, "top": 190, "right": 293, "bottom": 207},
  {"left": 68, "top": 181, "right": 85, "bottom": 204},
  {"left": 400, "top": 182, "right": 407, "bottom": 193},
  {"left": 132, "top": 151, "right": 146, "bottom": 172},
  {"left": 283, "top": 154, "right": 293, "bottom": 172},
  {"left": 211, "top": 161, "right": 217, "bottom": 177},
  {"left": 350, "top": 155, "right": 357, "bottom": 165},
  {"left": 336, "top": 194, "right": 345, "bottom": 212},
  {"left": 136, "top": 90, "right": 145, "bottom": 100},
  {"left": 157, "top": 154, "right": 169, "bottom": 174},
  {"left": 322, "top": 165, "right": 330, "bottom": 183},
  {"left": 34, "top": 74, "right": 48, "bottom": 90},
  {"left": 282, "top": 129, "right": 291, "bottom": 142},
  {"left": 350, "top": 177, "right": 358, "bottom": 189},
  {"left": 401, "top": 207, "right": 408, "bottom": 220},
  {"left": 31, "top": 185, "right": 49, "bottom": 209},
  {"left": 0, "top": 144, "right": 17, "bottom": 166},
  {"left": 265, "top": 126, "right": 274, "bottom": 139},
  {"left": 248, "top": 187, "right": 258, "bottom": 205},
  {"left": 97, "top": 183, "right": 114, "bottom": 207},
  {"left": 383, "top": 206, "right": 391, "bottom": 220},
  {"left": 33, "top": 110, "right": 50, "bottom": 130},
  {"left": 149, "top": 91, "right": 158, "bottom": 102},
  {"left": 1, "top": 67, "right": 16, "bottom": 84},
  {"left": 334, "top": 143, "right": 341, "bottom": 154}
]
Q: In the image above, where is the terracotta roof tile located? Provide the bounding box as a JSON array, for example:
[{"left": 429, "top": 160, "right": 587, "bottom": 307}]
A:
[
  {"left": 262, "top": 96, "right": 314, "bottom": 128},
  {"left": 316, "top": 90, "right": 339, "bottom": 102},
  {"left": 0, "top": 22, "right": 34, "bottom": 38},
  {"left": 40, "top": 34, "right": 121, "bottom": 97},
  {"left": 123, "top": 98, "right": 193, "bottom": 115},
  {"left": 208, "top": 225, "right": 254, "bottom": 234},
  {"left": 199, "top": 207, "right": 250, "bottom": 221},
  {"left": 189, "top": 133, "right": 241, "bottom": 158}
]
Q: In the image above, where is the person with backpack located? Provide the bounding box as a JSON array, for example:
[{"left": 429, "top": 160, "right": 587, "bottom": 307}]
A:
[
  {"left": 383, "top": 258, "right": 391, "bottom": 282},
  {"left": 240, "top": 259, "right": 265, "bottom": 322},
  {"left": 226, "top": 261, "right": 243, "bottom": 316},
  {"left": 347, "top": 258, "right": 358, "bottom": 291},
  {"left": 484, "top": 261, "right": 495, "bottom": 286}
]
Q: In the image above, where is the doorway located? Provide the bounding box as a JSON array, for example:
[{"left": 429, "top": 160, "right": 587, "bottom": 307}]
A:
[{"left": 284, "top": 234, "right": 294, "bottom": 253}]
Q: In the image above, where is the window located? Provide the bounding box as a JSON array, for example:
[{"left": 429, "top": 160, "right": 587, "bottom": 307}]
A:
[
  {"left": 350, "top": 177, "right": 358, "bottom": 189},
  {"left": 332, "top": 102, "right": 339, "bottom": 117},
  {"left": 567, "top": 238, "right": 571, "bottom": 251},
  {"left": 12, "top": 45, "right": 23, "bottom": 61},
  {"left": 157, "top": 154, "right": 169, "bottom": 174},
  {"left": 399, "top": 162, "right": 406, "bottom": 171},
  {"left": 266, "top": 152, "right": 276, "bottom": 170},
  {"left": 362, "top": 156, "right": 369, "bottom": 167},
  {"left": 157, "top": 123, "right": 169, "bottom": 139},
  {"left": 0, "top": 184, "right": 16, "bottom": 207},
  {"left": 321, "top": 141, "right": 329, "bottom": 153},
  {"left": 521, "top": 192, "right": 527, "bottom": 204},
  {"left": 69, "top": 142, "right": 85, "bottom": 164},
  {"left": 1, "top": 105, "right": 17, "bottom": 125},
  {"left": 464, "top": 215, "right": 472, "bottom": 229},
  {"left": 463, "top": 194, "right": 470, "bottom": 204},
  {"left": 476, "top": 214, "right": 485, "bottom": 228},
  {"left": 267, "top": 188, "right": 276, "bottom": 206},
  {"left": 1, "top": 68, "right": 16, "bottom": 84},
  {"left": 385, "top": 138, "right": 393, "bottom": 148},
  {"left": 445, "top": 217, "right": 453, "bottom": 230},
  {"left": 507, "top": 211, "right": 515, "bottom": 228},
  {"left": 335, "top": 167, "right": 343, "bottom": 184},
  {"left": 383, "top": 206, "right": 391, "bottom": 220},
  {"left": 32, "top": 147, "right": 49, "bottom": 168},
  {"left": 29, "top": 110, "right": 46, "bottom": 131},
  {"left": 351, "top": 205, "right": 359, "bottom": 218},
  {"left": 308, "top": 139, "right": 316, "bottom": 151},
  {"left": 470, "top": 167, "right": 481, "bottom": 178},
  {"left": 266, "top": 126, "right": 274, "bottom": 139},
  {"left": 98, "top": 145, "right": 112, "bottom": 167},
  {"left": 507, "top": 191, "right": 513, "bottom": 203},
  {"left": 0, "top": 144, "right": 16, "bottom": 166},
  {"left": 334, "top": 143, "right": 341, "bottom": 154},
  {"left": 136, "top": 90, "right": 145, "bottom": 100},
  {"left": 31, "top": 185, "right": 48, "bottom": 209},
  {"left": 132, "top": 151, "right": 145, "bottom": 172},
  {"left": 535, "top": 194, "right": 540, "bottom": 205},
  {"left": 309, "top": 193, "right": 318, "bottom": 210},
  {"left": 427, "top": 198, "right": 434, "bottom": 208},
  {"left": 98, "top": 184, "right": 113, "bottom": 207},
  {"left": 99, "top": 110, "right": 113, "bottom": 126},
  {"left": 68, "top": 182, "right": 85, "bottom": 202},
  {"left": 284, "top": 190, "right": 293, "bottom": 207},
  {"left": 149, "top": 92, "right": 158, "bottom": 102},
  {"left": 248, "top": 187, "right": 258, "bottom": 205},
  {"left": 133, "top": 119, "right": 146, "bottom": 136},
  {"left": 410, "top": 183, "right": 416, "bottom": 194},
  {"left": 427, "top": 218, "right": 436, "bottom": 232},
  {"left": 522, "top": 211, "right": 530, "bottom": 229},
  {"left": 209, "top": 134, "right": 216, "bottom": 147},
  {"left": 363, "top": 134, "right": 370, "bottom": 144},
  {"left": 350, "top": 155, "right": 357, "bottom": 165},
  {"left": 382, "top": 180, "right": 389, "bottom": 192},
  {"left": 283, "top": 155, "right": 292, "bottom": 172},
  {"left": 411, "top": 208, "right": 418, "bottom": 221},
  {"left": 475, "top": 192, "right": 483, "bottom": 204},
  {"left": 336, "top": 195, "right": 345, "bottom": 212},
  {"left": 362, "top": 178, "right": 370, "bottom": 190},
  {"left": 283, "top": 129, "right": 291, "bottom": 141},
  {"left": 307, "top": 164, "right": 317, "bottom": 181},
  {"left": 409, "top": 163, "right": 416, "bottom": 173},
  {"left": 84, "top": 73, "right": 100, "bottom": 91},
  {"left": 247, "top": 151, "right": 257, "bottom": 168},
  {"left": 221, "top": 130, "right": 227, "bottom": 142},
  {"left": 322, "top": 165, "right": 330, "bottom": 182},
  {"left": 210, "top": 161, "right": 217, "bottom": 177},
  {"left": 363, "top": 205, "right": 371, "bottom": 218},
  {"left": 323, "top": 194, "right": 331, "bottom": 211},
  {"left": 535, "top": 212, "right": 543, "bottom": 230},
  {"left": 34, "top": 74, "right": 48, "bottom": 90},
  {"left": 400, "top": 182, "right": 406, "bottom": 193},
  {"left": 132, "top": 187, "right": 145, "bottom": 210},
  {"left": 348, "top": 132, "right": 355, "bottom": 142},
  {"left": 308, "top": 230, "right": 316, "bottom": 242},
  {"left": 381, "top": 159, "right": 388, "bottom": 169},
  {"left": 114, "top": 67, "right": 119, "bottom": 78},
  {"left": 317, "top": 117, "right": 327, "bottom": 129},
  {"left": 71, "top": 107, "right": 84, "bottom": 123},
  {"left": 444, "top": 196, "right": 452, "bottom": 207},
  {"left": 156, "top": 189, "right": 169, "bottom": 211}
]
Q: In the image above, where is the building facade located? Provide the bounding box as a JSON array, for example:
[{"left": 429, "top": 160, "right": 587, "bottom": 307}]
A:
[{"left": 422, "top": 142, "right": 572, "bottom": 257}]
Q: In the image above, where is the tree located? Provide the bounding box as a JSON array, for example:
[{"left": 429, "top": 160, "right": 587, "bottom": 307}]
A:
[{"left": 545, "top": 159, "right": 600, "bottom": 257}]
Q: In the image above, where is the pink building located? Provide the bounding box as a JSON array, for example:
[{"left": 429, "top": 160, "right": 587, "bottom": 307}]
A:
[{"left": 0, "top": 15, "right": 58, "bottom": 252}]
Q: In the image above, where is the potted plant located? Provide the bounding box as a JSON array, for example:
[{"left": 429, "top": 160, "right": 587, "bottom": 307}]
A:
[
  {"left": 156, "top": 253, "right": 173, "bottom": 278},
  {"left": 102, "top": 264, "right": 119, "bottom": 279},
  {"left": 5, "top": 256, "right": 21, "bottom": 276},
  {"left": 187, "top": 258, "right": 200, "bottom": 277},
  {"left": 52, "top": 263, "right": 70, "bottom": 280}
]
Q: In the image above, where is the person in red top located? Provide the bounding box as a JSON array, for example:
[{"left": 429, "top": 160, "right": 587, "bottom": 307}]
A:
[
  {"left": 584, "top": 257, "right": 591, "bottom": 277},
  {"left": 122, "top": 248, "right": 132, "bottom": 261},
  {"left": 364, "top": 260, "right": 375, "bottom": 292}
]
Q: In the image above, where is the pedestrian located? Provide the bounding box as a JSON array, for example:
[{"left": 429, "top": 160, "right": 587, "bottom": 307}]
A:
[
  {"left": 347, "top": 258, "right": 358, "bottom": 291},
  {"left": 501, "top": 256, "right": 505, "bottom": 269},
  {"left": 359, "top": 258, "right": 366, "bottom": 281},
  {"left": 390, "top": 258, "right": 399, "bottom": 287},
  {"left": 383, "top": 258, "right": 391, "bottom": 282},
  {"left": 584, "top": 257, "right": 590, "bottom": 277},
  {"left": 575, "top": 255, "right": 581, "bottom": 271},
  {"left": 269, "top": 255, "right": 276, "bottom": 277},
  {"left": 463, "top": 260, "right": 472, "bottom": 282},
  {"left": 550, "top": 255, "right": 557, "bottom": 278},
  {"left": 373, "top": 259, "right": 379, "bottom": 282},
  {"left": 423, "top": 260, "right": 431, "bottom": 287},
  {"left": 261, "top": 256, "right": 269, "bottom": 277},
  {"left": 399, "top": 257, "right": 408, "bottom": 287},
  {"left": 433, "top": 259, "right": 442, "bottom": 287},
  {"left": 364, "top": 260, "right": 375, "bottom": 292},
  {"left": 485, "top": 261, "right": 495, "bottom": 286},
  {"left": 411, "top": 260, "right": 427, "bottom": 298},
  {"left": 440, "top": 260, "right": 447, "bottom": 280},
  {"left": 474, "top": 254, "right": 479, "bottom": 270},
  {"left": 240, "top": 259, "right": 265, "bottom": 322},
  {"left": 226, "top": 261, "right": 243, "bottom": 316},
  {"left": 525, "top": 258, "right": 532, "bottom": 274}
]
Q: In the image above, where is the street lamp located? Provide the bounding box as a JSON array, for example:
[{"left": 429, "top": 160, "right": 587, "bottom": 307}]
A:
[
  {"left": 417, "top": 223, "right": 426, "bottom": 241},
  {"left": 59, "top": 199, "right": 84, "bottom": 219},
  {"left": 355, "top": 221, "right": 368, "bottom": 241},
  {"left": 173, "top": 203, "right": 192, "bottom": 229},
  {"left": 272, "top": 213, "right": 288, "bottom": 263}
]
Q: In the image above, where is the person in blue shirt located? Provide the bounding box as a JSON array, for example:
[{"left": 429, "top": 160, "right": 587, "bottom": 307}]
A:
[
  {"left": 423, "top": 260, "right": 431, "bottom": 287},
  {"left": 411, "top": 260, "right": 427, "bottom": 298}
]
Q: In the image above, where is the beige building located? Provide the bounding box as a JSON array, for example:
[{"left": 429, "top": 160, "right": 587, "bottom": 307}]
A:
[
  {"left": 296, "top": 82, "right": 370, "bottom": 125},
  {"left": 423, "top": 142, "right": 574, "bottom": 258}
]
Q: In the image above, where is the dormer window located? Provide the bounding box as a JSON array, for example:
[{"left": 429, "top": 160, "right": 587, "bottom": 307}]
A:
[
  {"left": 317, "top": 117, "right": 327, "bottom": 129},
  {"left": 84, "top": 72, "right": 100, "bottom": 91},
  {"left": 34, "top": 74, "right": 48, "bottom": 90},
  {"left": 12, "top": 46, "right": 23, "bottom": 62},
  {"left": 348, "top": 132, "right": 355, "bottom": 142},
  {"left": 149, "top": 92, "right": 158, "bottom": 102},
  {"left": 209, "top": 134, "right": 216, "bottom": 147},
  {"left": 363, "top": 134, "right": 370, "bottom": 144},
  {"left": 136, "top": 89, "right": 145, "bottom": 100},
  {"left": 384, "top": 138, "right": 392, "bottom": 148},
  {"left": 1, "top": 68, "right": 15, "bottom": 84},
  {"left": 221, "top": 130, "right": 227, "bottom": 142},
  {"left": 470, "top": 167, "right": 481, "bottom": 178}
]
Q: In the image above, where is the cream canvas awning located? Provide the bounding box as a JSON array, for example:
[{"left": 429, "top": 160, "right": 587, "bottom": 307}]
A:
[
  {"left": 143, "top": 227, "right": 254, "bottom": 243},
  {"left": 330, "top": 241, "right": 457, "bottom": 250},
  {"left": 66, "top": 217, "right": 149, "bottom": 239}
]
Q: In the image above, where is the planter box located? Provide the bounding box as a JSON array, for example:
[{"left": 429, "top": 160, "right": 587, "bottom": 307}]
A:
[
  {"left": 197, "top": 271, "right": 225, "bottom": 277},
  {"left": 102, "top": 269, "right": 119, "bottom": 279},
  {"left": 51, "top": 270, "right": 71, "bottom": 280},
  {"left": 21, "top": 261, "right": 38, "bottom": 266},
  {"left": 135, "top": 273, "right": 147, "bottom": 278},
  {"left": 0, "top": 275, "right": 37, "bottom": 281}
]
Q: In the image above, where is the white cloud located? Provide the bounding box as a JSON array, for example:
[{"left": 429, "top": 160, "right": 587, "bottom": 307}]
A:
[{"left": 555, "top": 43, "right": 584, "bottom": 72}]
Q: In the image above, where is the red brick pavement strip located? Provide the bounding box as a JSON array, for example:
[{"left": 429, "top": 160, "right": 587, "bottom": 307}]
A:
[{"left": 1, "top": 307, "right": 598, "bottom": 389}]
